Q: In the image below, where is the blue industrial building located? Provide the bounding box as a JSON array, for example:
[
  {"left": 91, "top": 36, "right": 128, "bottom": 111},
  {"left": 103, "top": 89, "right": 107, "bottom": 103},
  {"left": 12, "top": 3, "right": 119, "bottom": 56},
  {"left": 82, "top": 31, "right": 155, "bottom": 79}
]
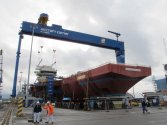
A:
[{"left": 155, "top": 78, "right": 167, "bottom": 90}]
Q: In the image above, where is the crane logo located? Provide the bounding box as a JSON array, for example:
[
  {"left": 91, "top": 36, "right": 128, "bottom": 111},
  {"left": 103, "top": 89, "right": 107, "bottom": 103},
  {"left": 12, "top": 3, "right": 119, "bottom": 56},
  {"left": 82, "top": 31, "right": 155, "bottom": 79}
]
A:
[
  {"left": 40, "top": 28, "right": 53, "bottom": 34},
  {"left": 40, "top": 28, "right": 69, "bottom": 36}
]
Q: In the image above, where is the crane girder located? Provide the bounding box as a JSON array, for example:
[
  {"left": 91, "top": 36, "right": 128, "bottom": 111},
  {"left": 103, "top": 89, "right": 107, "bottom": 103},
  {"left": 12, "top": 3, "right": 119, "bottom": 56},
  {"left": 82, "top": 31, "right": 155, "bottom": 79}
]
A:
[{"left": 21, "top": 21, "right": 125, "bottom": 63}]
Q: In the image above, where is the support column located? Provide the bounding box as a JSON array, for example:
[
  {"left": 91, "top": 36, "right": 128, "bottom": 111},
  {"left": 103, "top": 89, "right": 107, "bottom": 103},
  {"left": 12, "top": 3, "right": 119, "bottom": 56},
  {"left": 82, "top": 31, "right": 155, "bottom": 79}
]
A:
[{"left": 12, "top": 33, "right": 23, "bottom": 97}]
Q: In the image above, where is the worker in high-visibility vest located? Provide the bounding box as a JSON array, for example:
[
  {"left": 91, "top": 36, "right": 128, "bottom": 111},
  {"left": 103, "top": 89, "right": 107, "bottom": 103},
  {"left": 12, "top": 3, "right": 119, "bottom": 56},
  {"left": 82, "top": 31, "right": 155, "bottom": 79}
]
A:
[{"left": 43, "top": 101, "right": 54, "bottom": 124}]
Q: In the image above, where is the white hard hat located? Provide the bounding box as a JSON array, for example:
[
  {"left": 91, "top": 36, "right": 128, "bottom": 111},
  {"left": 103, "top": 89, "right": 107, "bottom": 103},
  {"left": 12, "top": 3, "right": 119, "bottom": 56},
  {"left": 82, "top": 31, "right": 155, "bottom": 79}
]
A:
[{"left": 37, "top": 101, "right": 40, "bottom": 104}]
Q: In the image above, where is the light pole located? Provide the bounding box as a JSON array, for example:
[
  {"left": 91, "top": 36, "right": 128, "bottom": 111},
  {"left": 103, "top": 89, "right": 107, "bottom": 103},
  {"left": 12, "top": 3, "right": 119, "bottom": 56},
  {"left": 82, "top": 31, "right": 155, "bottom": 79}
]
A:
[
  {"left": 72, "top": 86, "right": 75, "bottom": 100},
  {"left": 86, "top": 72, "right": 89, "bottom": 110},
  {"left": 25, "top": 25, "right": 35, "bottom": 107},
  {"left": 86, "top": 72, "right": 89, "bottom": 99}
]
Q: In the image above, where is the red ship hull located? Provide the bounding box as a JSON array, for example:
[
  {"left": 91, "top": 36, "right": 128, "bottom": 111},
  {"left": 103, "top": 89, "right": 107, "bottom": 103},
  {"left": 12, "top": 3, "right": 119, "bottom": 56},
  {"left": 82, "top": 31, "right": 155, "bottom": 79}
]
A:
[{"left": 62, "top": 63, "right": 151, "bottom": 99}]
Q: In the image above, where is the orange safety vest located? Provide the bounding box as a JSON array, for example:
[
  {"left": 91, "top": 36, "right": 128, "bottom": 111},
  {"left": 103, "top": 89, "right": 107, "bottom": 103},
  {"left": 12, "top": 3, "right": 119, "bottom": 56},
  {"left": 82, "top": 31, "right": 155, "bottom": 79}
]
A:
[{"left": 43, "top": 104, "right": 54, "bottom": 115}]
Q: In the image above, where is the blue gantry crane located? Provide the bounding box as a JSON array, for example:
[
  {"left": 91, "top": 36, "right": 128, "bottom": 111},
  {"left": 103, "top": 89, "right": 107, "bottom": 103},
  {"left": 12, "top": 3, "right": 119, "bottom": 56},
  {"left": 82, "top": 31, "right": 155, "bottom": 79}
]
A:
[{"left": 11, "top": 13, "right": 125, "bottom": 97}]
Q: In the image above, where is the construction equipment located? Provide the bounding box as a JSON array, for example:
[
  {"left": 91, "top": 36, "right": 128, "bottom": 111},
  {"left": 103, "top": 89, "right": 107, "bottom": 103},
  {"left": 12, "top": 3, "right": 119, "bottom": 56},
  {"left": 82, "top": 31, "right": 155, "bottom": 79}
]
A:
[{"left": 12, "top": 13, "right": 124, "bottom": 97}]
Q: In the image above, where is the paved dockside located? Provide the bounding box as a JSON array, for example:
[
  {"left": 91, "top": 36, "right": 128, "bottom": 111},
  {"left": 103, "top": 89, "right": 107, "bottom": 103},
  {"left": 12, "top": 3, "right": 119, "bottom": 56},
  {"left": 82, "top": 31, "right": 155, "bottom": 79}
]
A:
[{"left": 12, "top": 107, "right": 167, "bottom": 125}]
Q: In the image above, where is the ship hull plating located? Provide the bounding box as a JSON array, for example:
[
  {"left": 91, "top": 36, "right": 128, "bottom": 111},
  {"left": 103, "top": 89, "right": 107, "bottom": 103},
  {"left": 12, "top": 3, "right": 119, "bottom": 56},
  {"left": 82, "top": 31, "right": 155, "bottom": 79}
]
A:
[{"left": 62, "top": 63, "right": 151, "bottom": 99}]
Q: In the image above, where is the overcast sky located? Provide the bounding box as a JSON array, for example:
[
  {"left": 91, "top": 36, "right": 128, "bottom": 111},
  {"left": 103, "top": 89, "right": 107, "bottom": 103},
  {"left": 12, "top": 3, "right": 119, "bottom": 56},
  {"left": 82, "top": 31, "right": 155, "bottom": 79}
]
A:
[{"left": 1, "top": 0, "right": 167, "bottom": 98}]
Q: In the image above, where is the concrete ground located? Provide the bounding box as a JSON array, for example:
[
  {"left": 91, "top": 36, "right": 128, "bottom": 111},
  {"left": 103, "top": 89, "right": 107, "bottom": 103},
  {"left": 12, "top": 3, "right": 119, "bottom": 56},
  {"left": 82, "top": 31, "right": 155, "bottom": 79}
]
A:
[
  {"left": 13, "top": 107, "right": 167, "bottom": 125},
  {"left": 0, "top": 109, "right": 5, "bottom": 123}
]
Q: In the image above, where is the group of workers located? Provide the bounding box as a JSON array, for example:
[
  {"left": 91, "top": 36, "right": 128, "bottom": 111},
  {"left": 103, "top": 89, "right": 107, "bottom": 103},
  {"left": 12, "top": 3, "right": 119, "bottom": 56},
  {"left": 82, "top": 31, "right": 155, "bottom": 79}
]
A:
[
  {"left": 33, "top": 98, "right": 151, "bottom": 124},
  {"left": 33, "top": 101, "right": 54, "bottom": 124}
]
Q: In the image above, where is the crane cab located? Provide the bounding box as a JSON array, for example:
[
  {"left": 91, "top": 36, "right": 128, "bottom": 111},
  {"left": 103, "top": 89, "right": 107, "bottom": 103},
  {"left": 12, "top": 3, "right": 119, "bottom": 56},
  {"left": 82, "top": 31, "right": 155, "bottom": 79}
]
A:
[{"left": 38, "top": 13, "right": 49, "bottom": 25}]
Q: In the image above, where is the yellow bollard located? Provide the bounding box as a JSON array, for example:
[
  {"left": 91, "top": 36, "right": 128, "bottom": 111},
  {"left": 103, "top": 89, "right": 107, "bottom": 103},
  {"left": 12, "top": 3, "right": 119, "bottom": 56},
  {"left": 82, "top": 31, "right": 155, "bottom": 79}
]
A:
[{"left": 16, "top": 97, "right": 23, "bottom": 117}]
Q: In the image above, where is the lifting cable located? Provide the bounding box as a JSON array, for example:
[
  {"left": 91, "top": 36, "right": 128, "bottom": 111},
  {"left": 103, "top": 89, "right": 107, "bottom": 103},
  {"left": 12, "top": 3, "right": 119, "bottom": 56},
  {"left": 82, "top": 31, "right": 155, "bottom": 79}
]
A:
[
  {"left": 37, "top": 45, "right": 43, "bottom": 67},
  {"left": 51, "top": 49, "right": 56, "bottom": 67}
]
